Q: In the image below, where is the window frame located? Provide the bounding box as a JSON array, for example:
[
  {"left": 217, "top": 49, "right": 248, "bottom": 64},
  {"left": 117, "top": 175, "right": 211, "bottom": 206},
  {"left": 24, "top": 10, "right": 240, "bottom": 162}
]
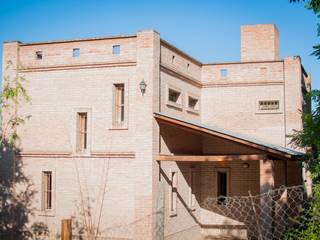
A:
[
  {"left": 112, "top": 83, "right": 127, "bottom": 129},
  {"left": 256, "top": 99, "right": 282, "bottom": 114},
  {"left": 220, "top": 68, "right": 228, "bottom": 78},
  {"left": 35, "top": 51, "right": 43, "bottom": 60},
  {"left": 169, "top": 170, "right": 178, "bottom": 217},
  {"left": 112, "top": 45, "right": 121, "bottom": 55},
  {"left": 40, "top": 168, "right": 55, "bottom": 216},
  {"left": 72, "top": 48, "right": 80, "bottom": 57},
  {"left": 215, "top": 168, "right": 230, "bottom": 204},
  {"left": 186, "top": 93, "right": 200, "bottom": 114},
  {"left": 73, "top": 108, "right": 91, "bottom": 155},
  {"left": 166, "top": 85, "right": 183, "bottom": 110},
  {"left": 77, "top": 112, "right": 88, "bottom": 153},
  {"left": 188, "top": 167, "right": 197, "bottom": 210}
]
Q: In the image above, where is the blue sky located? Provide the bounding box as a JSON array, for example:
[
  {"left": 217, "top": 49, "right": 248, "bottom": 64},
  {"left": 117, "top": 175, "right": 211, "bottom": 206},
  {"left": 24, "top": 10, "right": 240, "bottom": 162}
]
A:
[{"left": 0, "top": 0, "right": 319, "bottom": 89}]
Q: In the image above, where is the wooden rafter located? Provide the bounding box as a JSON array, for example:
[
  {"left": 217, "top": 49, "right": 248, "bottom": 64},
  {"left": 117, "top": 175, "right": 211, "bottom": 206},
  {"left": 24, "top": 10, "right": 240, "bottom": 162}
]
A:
[{"left": 156, "top": 154, "right": 266, "bottom": 162}]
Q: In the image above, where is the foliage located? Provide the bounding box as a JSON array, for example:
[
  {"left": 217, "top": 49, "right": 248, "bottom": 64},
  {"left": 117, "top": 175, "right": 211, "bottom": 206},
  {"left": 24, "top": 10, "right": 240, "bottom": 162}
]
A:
[
  {"left": 290, "top": 0, "right": 320, "bottom": 58},
  {"left": 0, "top": 60, "right": 31, "bottom": 147},
  {"left": 0, "top": 61, "right": 48, "bottom": 239},
  {"left": 283, "top": 185, "right": 320, "bottom": 240},
  {"left": 285, "top": 90, "right": 320, "bottom": 239},
  {"left": 290, "top": 90, "right": 320, "bottom": 180}
]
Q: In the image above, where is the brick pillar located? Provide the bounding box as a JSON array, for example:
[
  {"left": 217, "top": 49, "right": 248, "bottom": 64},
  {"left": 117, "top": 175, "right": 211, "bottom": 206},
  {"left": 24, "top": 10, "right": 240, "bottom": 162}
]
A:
[
  {"left": 134, "top": 30, "right": 160, "bottom": 239},
  {"left": 260, "top": 159, "right": 274, "bottom": 240}
]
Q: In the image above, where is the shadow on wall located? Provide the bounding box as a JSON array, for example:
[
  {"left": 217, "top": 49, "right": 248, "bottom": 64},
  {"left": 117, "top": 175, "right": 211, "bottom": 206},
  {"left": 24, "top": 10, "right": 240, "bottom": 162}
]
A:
[{"left": 0, "top": 140, "right": 48, "bottom": 240}]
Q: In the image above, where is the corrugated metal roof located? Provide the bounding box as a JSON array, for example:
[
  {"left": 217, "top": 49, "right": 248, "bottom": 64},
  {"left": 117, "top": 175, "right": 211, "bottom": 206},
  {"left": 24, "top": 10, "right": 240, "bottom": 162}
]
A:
[{"left": 154, "top": 112, "right": 303, "bottom": 157}]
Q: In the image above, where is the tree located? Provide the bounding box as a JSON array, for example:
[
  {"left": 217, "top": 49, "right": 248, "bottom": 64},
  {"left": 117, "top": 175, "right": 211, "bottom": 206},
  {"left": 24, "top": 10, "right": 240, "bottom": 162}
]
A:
[{"left": 0, "top": 61, "right": 47, "bottom": 239}]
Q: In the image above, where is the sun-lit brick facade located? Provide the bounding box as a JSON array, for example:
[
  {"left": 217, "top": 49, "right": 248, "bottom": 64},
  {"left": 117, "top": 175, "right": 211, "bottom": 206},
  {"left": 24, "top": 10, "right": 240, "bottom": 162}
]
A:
[{"left": 2, "top": 24, "right": 310, "bottom": 239}]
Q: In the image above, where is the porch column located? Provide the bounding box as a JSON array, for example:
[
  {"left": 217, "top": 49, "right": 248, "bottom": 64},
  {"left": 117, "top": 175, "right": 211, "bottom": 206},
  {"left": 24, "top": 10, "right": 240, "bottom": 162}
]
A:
[{"left": 260, "top": 159, "right": 274, "bottom": 240}]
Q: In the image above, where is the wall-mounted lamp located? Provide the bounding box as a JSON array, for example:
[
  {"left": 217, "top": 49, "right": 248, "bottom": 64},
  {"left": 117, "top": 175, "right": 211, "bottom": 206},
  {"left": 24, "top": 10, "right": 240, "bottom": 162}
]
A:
[
  {"left": 243, "top": 163, "right": 250, "bottom": 169},
  {"left": 139, "top": 79, "right": 147, "bottom": 95}
]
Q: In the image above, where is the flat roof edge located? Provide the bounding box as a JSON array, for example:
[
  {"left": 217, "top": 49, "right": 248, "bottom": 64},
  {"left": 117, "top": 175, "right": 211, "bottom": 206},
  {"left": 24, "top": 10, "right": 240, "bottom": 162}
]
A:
[
  {"left": 160, "top": 39, "right": 203, "bottom": 66},
  {"left": 18, "top": 34, "right": 137, "bottom": 46}
]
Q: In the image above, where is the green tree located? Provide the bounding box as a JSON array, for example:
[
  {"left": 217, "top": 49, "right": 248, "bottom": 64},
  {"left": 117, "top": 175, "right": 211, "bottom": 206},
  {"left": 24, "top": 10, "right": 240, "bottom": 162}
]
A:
[{"left": 0, "top": 61, "right": 48, "bottom": 239}]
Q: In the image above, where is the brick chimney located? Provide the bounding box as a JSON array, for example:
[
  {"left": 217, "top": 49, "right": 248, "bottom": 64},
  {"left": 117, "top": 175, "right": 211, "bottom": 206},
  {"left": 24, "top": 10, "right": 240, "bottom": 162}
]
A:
[{"left": 241, "top": 24, "right": 279, "bottom": 62}]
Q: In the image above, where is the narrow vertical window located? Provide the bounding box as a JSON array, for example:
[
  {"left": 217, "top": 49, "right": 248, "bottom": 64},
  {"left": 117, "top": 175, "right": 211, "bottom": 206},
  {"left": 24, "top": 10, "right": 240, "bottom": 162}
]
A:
[
  {"left": 217, "top": 170, "right": 228, "bottom": 204},
  {"left": 172, "top": 55, "right": 175, "bottom": 63},
  {"left": 189, "top": 168, "right": 196, "bottom": 209},
  {"left": 42, "top": 171, "right": 52, "bottom": 210},
  {"left": 113, "top": 45, "right": 120, "bottom": 55},
  {"left": 73, "top": 48, "right": 80, "bottom": 57},
  {"left": 77, "top": 112, "right": 87, "bottom": 152},
  {"left": 113, "top": 84, "right": 125, "bottom": 127},
  {"left": 169, "top": 171, "right": 178, "bottom": 216}
]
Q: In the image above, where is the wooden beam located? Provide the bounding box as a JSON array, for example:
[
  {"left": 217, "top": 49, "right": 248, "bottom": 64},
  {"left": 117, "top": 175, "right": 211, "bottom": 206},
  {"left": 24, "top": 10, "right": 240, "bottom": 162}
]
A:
[{"left": 156, "top": 154, "right": 266, "bottom": 162}]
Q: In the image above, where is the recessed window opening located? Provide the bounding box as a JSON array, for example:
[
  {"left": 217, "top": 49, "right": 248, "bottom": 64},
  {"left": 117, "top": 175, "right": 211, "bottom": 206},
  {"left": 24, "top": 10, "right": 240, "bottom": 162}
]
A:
[
  {"left": 36, "top": 51, "right": 43, "bottom": 60},
  {"left": 113, "top": 45, "right": 121, "bottom": 55},
  {"left": 220, "top": 69, "right": 228, "bottom": 78},
  {"left": 260, "top": 67, "right": 268, "bottom": 75},
  {"left": 188, "top": 96, "right": 198, "bottom": 110},
  {"left": 170, "top": 171, "right": 178, "bottom": 215},
  {"left": 114, "top": 84, "right": 125, "bottom": 127},
  {"left": 189, "top": 168, "right": 196, "bottom": 209},
  {"left": 168, "top": 88, "right": 181, "bottom": 103},
  {"left": 42, "top": 171, "right": 52, "bottom": 210},
  {"left": 73, "top": 48, "right": 80, "bottom": 57},
  {"left": 187, "top": 63, "right": 190, "bottom": 71},
  {"left": 259, "top": 100, "right": 279, "bottom": 110},
  {"left": 77, "top": 112, "right": 88, "bottom": 152},
  {"left": 172, "top": 55, "right": 175, "bottom": 63},
  {"left": 217, "top": 171, "right": 228, "bottom": 204}
]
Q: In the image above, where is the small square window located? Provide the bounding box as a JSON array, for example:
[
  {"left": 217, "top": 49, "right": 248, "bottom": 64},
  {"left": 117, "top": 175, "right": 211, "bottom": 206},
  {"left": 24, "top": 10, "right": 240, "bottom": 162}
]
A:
[
  {"left": 168, "top": 88, "right": 181, "bottom": 104},
  {"left": 73, "top": 48, "right": 80, "bottom": 57},
  {"left": 220, "top": 69, "right": 228, "bottom": 78},
  {"left": 260, "top": 67, "right": 268, "bottom": 75},
  {"left": 113, "top": 45, "right": 121, "bottom": 55},
  {"left": 36, "top": 51, "right": 43, "bottom": 60},
  {"left": 188, "top": 96, "right": 199, "bottom": 111}
]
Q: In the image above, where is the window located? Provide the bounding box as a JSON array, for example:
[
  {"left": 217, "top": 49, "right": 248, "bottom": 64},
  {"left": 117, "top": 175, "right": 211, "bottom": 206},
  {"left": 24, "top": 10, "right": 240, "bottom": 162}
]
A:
[
  {"left": 36, "top": 51, "right": 43, "bottom": 60},
  {"left": 172, "top": 55, "right": 175, "bottom": 63},
  {"left": 187, "top": 63, "right": 190, "bottom": 71},
  {"left": 259, "top": 100, "right": 280, "bottom": 110},
  {"left": 217, "top": 169, "right": 228, "bottom": 204},
  {"left": 168, "top": 88, "right": 181, "bottom": 104},
  {"left": 77, "top": 112, "right": 88, "bottom": 152},
  {"left": 113, "top": 84, "right": 125, "bottom": 127},
  {"left": 188, "top": 96, "right": 199, "bottom": 111},
  {"left": 42, "top": 171, "right": 52, "bottom": 210},
  {"left": 189, "top": 168, "right": 196, "bottom": 210},
  {"left": 72, "top": 48, "right": 80, "bottom": 57},
  {"left": 113, "top": 45, "right": 120, "bottom": 55},
  {"left": 169, "top": 171, "right": 178, "bottom": 216},
  {"left": 220, "top": 69, "right": 228, "bottom": 78},
  {"left": 260, "top": 67, "right": 268, "bottom": 75}
]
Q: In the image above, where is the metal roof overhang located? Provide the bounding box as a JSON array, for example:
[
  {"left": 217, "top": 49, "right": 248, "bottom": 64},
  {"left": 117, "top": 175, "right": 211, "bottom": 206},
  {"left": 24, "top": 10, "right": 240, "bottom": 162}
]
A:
[{"left": 154, "top": 112, "right": 303, "bottom": 161}]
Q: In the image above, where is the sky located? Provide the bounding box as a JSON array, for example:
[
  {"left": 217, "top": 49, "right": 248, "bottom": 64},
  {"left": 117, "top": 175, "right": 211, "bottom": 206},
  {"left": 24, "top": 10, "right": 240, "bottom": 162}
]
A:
[{"left": 0, "top": 0, "right": 319, "bottom": 90}]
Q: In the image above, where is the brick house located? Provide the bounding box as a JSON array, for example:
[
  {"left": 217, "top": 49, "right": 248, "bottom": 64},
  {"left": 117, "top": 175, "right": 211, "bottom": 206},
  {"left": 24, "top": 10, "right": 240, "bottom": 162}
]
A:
[{"left": 1, "top": 24, "right": 311, "bottom": 239}]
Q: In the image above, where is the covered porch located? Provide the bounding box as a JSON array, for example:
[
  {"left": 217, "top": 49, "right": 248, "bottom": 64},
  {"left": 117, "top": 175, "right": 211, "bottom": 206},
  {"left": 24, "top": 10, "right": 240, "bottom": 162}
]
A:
[{"left": 154, "top": 112, "right": 303, "bottom": 240}]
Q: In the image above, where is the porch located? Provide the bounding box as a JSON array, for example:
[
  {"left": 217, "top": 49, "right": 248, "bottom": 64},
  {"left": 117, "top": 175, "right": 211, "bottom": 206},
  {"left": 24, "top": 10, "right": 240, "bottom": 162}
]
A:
[{"left": 154, "top": 112, "right": 303, "bottom": 240}]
